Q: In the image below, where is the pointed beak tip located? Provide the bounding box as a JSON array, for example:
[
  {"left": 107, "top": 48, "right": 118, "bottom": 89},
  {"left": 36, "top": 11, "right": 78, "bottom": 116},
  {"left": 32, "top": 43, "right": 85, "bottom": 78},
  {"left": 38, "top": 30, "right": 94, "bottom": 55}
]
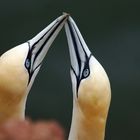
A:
[
  {"left": 56, "top": 12, "right": 69, "bottom": 23},
  {"left": 63, "top": 12, "right": 70, "bottom": 17}
]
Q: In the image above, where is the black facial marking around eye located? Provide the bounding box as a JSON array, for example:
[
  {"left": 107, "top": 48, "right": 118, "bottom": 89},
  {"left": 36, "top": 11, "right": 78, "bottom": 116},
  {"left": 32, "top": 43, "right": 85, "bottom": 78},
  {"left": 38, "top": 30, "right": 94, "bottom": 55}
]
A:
[
  {"left": 24, "top": 43, "right": 33, "bottom": 84},
  {"left": 68, "top": 20, "right": 82, "bottom": 74},
  {"left": 77, "top": 54, "right": 92, "bottom": 96},
  {"left": 81, "top": 54, "right": 92, "bottom": 80},
  {"left": 25, "top": 58, "right": 30, "bottom": 69},
  {"left": 82, "top": 68, "right": 90, "bottom": 78},
  {"left": 71, "top": 55, "right": 92, "bottom": 97},
  {"left": 25, "top": 44, "right": 32, "bottom": 73},
  {"left": 25, "top": 42, "right": 43, "bottom": 85}
]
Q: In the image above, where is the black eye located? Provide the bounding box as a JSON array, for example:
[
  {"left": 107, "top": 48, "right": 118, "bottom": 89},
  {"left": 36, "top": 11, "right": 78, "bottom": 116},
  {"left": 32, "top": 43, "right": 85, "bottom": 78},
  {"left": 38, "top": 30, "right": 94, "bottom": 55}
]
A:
[
  {"left": 82, "top": 68, "right": 90, "bottom": 78},
  {"left": 25, "top": 58, "right": 31, "bottom": 69}
]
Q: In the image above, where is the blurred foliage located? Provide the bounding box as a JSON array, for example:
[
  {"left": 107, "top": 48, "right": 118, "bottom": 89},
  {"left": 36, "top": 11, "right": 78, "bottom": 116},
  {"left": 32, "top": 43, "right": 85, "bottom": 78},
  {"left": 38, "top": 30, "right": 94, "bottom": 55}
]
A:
[{"left": 0, "top": 119, "right": 65, "bottom": 140}]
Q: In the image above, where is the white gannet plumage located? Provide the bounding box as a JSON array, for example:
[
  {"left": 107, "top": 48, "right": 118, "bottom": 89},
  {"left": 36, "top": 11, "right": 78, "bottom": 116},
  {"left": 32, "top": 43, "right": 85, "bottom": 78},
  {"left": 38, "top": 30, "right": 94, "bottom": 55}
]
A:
[
  {"left": 65, "top": 17, "right": 111, "bottom": 140},
  {"left": 0, "top": 13, "right": 69, "bottom": 123}
]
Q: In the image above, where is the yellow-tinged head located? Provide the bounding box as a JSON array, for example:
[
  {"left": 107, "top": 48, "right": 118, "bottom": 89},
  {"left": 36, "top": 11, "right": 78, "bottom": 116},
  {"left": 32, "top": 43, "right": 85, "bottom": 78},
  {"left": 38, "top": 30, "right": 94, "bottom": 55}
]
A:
[
  {"left": 0, "top": 44, "right": 29, "bottom": 98},
  {"left": 65, "top": 17, "right": 111, "bottom": 140},
  {"left": 0, "top": 13, "right": 69, "bottom": 123},
  {"left": 78, "top": 56, "right": 111, "bottom": 118}
]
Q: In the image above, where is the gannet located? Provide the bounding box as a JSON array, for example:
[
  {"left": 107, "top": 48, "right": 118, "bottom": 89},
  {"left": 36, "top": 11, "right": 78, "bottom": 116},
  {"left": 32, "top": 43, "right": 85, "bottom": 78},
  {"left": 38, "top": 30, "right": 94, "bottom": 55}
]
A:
[
  {"left": 0, "top": 13, "right": 69, "bottom": 123},
  {"left": 65, "top": 17, "right": 111, "bottom": 140}
]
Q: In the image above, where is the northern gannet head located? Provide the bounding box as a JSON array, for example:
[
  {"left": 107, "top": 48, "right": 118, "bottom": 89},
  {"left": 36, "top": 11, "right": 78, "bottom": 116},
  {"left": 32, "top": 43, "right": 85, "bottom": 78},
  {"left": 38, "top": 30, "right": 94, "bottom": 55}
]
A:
[
  {"left": 65, "top": 17, "right": 111, "bottom": 140},
  {"left": 0, "top": 13, "right": 68, "bottom": 122}
]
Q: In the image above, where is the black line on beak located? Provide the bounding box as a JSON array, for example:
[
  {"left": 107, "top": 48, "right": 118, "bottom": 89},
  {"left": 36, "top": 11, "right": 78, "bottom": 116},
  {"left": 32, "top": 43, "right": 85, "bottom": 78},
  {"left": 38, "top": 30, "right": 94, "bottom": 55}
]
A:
[
  {"left": 67, "top": 18, "right": 92, "bottom": 97},
  {"left": 72, "top": 23, "right": 90, "bottom": 61},
  {"left": 67, "top": 20, "right": 82, "bottom": 95},
  {"left": 26, "top": 42, "right": 42, "bottom": 84},
  {"left": 67, "top": 20, "right": 81, "bottom": 75},
  {"left": 32, "top": 17, "right": 66, "bottom": 65}
]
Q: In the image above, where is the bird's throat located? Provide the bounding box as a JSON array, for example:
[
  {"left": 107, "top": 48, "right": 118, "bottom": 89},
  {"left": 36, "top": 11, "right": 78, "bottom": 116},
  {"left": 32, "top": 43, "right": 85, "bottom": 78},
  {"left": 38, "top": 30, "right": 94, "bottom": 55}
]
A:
[
  {"left": 68, "top": 98, "right": 109, "bottom": 140},
  {"left": 0, "top": 91, "right": 27, "bottom": 124}
]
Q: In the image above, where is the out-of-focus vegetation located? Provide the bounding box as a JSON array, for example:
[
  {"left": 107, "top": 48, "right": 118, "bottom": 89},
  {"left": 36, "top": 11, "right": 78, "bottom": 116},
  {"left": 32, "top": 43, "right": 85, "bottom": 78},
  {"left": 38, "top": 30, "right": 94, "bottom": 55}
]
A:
[{"left": 0, "top": 119, "right": 65, "bottom": 140}]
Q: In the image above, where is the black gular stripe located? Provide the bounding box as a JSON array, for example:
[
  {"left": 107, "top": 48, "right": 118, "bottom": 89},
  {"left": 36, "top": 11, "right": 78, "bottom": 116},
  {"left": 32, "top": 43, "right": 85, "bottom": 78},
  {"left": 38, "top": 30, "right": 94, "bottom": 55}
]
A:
[{"left": 29, "top": 62, "right": 41, "bottom": 84}]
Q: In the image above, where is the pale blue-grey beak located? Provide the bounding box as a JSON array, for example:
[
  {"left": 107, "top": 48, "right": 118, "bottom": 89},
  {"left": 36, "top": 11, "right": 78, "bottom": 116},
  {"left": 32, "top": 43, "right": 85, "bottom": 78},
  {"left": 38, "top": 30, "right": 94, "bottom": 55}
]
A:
[
  {"left": 25, "top": 13, "right": 69, "bottom": 85},
  {"left": 65, "top": 16, "right": 92, "bottom": 94}
]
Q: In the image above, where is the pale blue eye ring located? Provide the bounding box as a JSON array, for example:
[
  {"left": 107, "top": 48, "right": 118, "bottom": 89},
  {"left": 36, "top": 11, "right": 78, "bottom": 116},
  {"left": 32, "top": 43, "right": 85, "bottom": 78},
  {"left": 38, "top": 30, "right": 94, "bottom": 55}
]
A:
[
  {"left": 25, "top": 59, "right": 30, "bottom": 68},
  {"left": 83, "top": 68, "right": 89, "bottom": 78}
]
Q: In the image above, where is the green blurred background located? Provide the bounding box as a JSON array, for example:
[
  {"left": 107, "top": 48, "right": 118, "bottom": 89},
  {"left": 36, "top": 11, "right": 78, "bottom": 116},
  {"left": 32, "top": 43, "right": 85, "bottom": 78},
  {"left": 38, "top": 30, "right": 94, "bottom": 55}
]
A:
[{"left": 0, "top": 0, "right": 140, "bottom": 139}]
